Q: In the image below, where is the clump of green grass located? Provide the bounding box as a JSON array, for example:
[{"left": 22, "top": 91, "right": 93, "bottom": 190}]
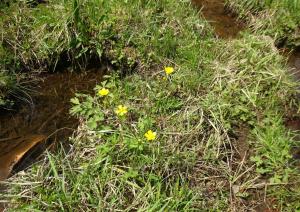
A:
[
  {"left": 227, "top": 0, "right": 300, "bottom": 47},
  {"left": 0, "top": 41, "right": 34, "bottom": 108},
  {"left": 200, "top": 33, "right": 300, "bottom": 210},
  {"left": 227, "top": 0, "right": 300, "bottom": 11},
  {"left": 202, "top": 33, "right": 296, "bottom": 129},
  {"left": 0, "top": 71, "right": 15, "bottom": 107},
  {"left": 0, "top": 0, "right": 211, "bottom": 104},
  {"left": 3, "top": 66, "right": 239, "bottom": 210},
  {"left": 250, "top": 116, "right": 294, "bottom": 183},
  {"left": 0, "top": 0, "right": 211, "bottom": 71}
]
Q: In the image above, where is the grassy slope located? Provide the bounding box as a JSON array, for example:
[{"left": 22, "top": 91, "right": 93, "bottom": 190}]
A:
[
  {"left": 226, "top": 0, "right": 300, "bottom": 47},
  {"left": 1, "top": 0, "right": 300, "bottom": 211}
]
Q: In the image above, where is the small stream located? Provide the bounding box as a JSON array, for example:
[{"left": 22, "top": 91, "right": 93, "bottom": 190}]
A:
[
  {"left": 192, "top": 0, "right": 245, "bottom": 39},
  {"left": 0, "top": 68, "right": 104, "bottom": 181},
  {"left": 286, "top": 48, "right": 300, "bottom": 132},
  {"left": 289, "top": 49, "right": 300, "bottom": 79}
]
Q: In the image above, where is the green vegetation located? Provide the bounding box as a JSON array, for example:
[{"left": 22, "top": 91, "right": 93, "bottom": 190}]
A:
[
  {"left": 227, "top": 0, "right": 300, "bottom": 47},
  {"left": 1, "top": 0, "right": 300, "bottom": 211}
]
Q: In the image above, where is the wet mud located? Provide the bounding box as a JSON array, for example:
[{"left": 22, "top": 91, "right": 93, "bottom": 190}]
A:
[
  {"left": 0, "top": 68, "right": 104, "bottom": 181},
  {"left": 286, "top": 48, "right": 300, "bottom": 160}
]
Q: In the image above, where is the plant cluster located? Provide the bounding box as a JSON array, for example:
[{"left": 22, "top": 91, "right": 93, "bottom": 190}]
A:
[
  {"left": 1, "top": 0, "right": 300, "bottom": 211},
  {"left": 227, "top": 0, "right": 300, "bottom": 47}
]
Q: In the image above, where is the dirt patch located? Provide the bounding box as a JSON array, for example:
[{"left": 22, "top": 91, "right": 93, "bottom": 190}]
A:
[
  {"left": 234, "top": 126, "right": 250, "bottom": 160},
  {"left": 0, "top": 67, "right": 105, "bottom": 180},
  {"left": 192, "top": 0, "right": 244, "bottom": 39},
  {"left": 285, "top": 116, "right": 300, "bottom": 161},
  {"left": 286, "top": 117, "right": 300, "bottom": 132}
]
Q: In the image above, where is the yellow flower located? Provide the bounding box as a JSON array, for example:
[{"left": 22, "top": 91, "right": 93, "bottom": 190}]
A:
[
  {"left": 144, "top": 130, "right": 157, "bottom": 141},
  {"left": 115, "top": 105, "right": 128, "bottom": 116},
  {"left": 98, "top": 88, "right": 109, "bottom": 97},
  {"left": 164, "top": 66, "right": 175, "bottom": 75}
]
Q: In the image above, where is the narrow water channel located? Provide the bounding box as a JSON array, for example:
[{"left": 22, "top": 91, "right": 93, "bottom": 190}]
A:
[
  {"left": 0, "top": 68, "right": 104, "bottom": 181},
  {"left": 192, "top": 0, "right": 244, "bottom": 39},
  {"left": 289, "top": 49, "right": 300, "bottom": 80},
  {"left": 286, "top": 48, "right": 300, "bottom": 133}
]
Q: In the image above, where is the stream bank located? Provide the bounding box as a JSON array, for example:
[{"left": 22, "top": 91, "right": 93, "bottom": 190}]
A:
[
  {"left": 193, "top": 0, "right": 300, "bottom": 115},
  {"left": 193, "top": 0, "right": 300, "bottom": 208},
  {"left": 288, "top": 48, "right": 300, "bottom": 80},
  {"left": 0, "top": 0, "right": 243, "bottom": 182}
]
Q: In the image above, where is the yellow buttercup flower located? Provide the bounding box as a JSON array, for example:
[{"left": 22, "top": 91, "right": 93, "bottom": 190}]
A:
[
  {"left": 164, "top": 66, "right": 175, "bottom": 75},
  {"left": 98, "top": 88, "right": 109, "bottom": 97},
  {"left": 115, "top": 105, "right": 128, "bottom": 116},
  {"left": 144, "top": 130, "right": 157, "bottom": 141}
]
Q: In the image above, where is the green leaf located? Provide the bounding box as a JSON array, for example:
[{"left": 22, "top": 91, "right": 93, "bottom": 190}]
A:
[{"left": 70, "top": 97, "right": 80, "bottom": 105}]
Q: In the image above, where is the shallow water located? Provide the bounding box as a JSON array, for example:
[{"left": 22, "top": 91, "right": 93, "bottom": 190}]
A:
[
  {"left": 286, "top": 48, "right": 300, "bottom": 137},
  {"left": 0, "top": 68, "right": 104, "bottom": 180},
  {"left": 192, "top": 0, "right": 244, "bottom": 38},
  {"left": 289, "top": 49, "right": 300, "bottom": 80}
]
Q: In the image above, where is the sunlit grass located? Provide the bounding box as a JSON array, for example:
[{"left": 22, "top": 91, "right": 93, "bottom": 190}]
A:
[
  {"left": 227, "top": 0, "right": 300, "bottom": 47},
  {"left": 0, "top": 0, "right": 299, "bottom": 211}
]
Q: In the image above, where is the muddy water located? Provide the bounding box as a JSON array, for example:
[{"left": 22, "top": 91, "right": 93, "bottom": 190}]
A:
[
  {"left": 192, "top": 0, "right": 244, "bottom": 39},
  {"left": 288, "top": 49, "right": 300, "bottom": 80},
  {"left": 0, "top": 68, "right": 104, "bottom": 181},
  {"left": 286, "top": 49, "right": 300, "bottom": 139}
]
